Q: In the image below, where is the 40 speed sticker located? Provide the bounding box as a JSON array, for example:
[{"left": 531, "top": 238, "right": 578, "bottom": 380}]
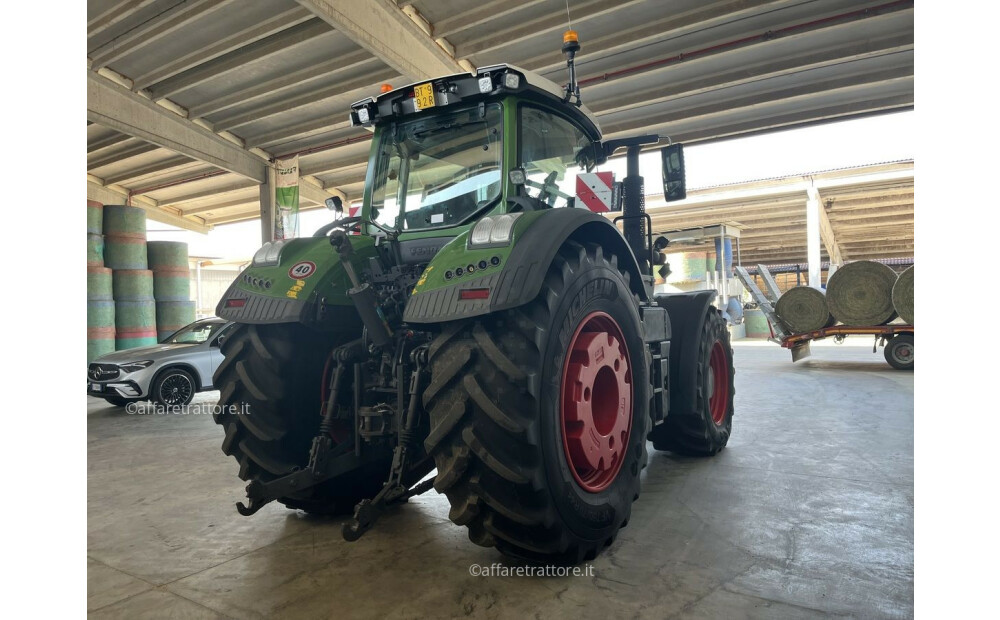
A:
[{"left": 288, "top": 261, "right": 316, "bottom": 279}]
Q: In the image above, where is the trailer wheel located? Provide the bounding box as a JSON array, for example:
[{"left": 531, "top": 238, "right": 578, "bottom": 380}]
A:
[
  {"left": 423, "top": 241, "right": 649, "bottom": 564},
  {"left": 884, "top": 333, "right": 913, "bottom": 370},
  {"left": 649, "top": 307, "right": 734, "bottom": 456}
]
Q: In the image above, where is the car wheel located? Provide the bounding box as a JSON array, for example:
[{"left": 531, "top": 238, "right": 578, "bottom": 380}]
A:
[{"left": 152, "top": 368, "right": 196, "bottom": 407}]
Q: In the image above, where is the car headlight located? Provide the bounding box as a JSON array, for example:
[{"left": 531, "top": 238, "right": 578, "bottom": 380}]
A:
[
  {"left": 119, "top": 360, "right": 154, "bottom": 373},
  {"left": 252, "top": 240, "right": 287, "bottom": 267},
  {"left": 469, "top": 213, "right": 521, "bottom": 247}
]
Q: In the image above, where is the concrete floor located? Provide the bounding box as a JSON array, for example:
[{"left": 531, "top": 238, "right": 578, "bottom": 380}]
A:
[{"left": 88, "top": 341, "right": 913, "bottom": 619}]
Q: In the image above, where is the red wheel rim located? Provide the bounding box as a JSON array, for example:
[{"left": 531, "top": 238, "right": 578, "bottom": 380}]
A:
[
  {"left": 708, "top": 341, "right": 730, "bottom": 425},
  {"left": 560, "top": 312, "right": 633, "bottom": 493}
]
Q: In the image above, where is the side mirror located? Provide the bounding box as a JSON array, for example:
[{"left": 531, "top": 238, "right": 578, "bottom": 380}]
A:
[
  {"left": 325, "top": 196, "right": 344, "bottom": 218},
  {"left": 661, "top": 143, "right": 686, "bottom": 202}
]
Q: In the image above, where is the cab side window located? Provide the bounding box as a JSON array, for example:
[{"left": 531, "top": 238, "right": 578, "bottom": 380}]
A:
[{"left": 519, "top": 106, "right": 593, "bottom": 209}]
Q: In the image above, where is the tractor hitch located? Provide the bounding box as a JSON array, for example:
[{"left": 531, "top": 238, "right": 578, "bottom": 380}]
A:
[{"left": 342, "top": 346, "right": 433, "bottom": 542}]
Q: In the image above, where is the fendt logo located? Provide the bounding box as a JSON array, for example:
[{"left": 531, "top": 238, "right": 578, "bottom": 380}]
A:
[{"left": 408, "top": 246, "right": 440, "bottom": 257}]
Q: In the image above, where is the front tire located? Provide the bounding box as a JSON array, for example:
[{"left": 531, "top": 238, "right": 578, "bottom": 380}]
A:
[
  {"left": 213, "top": 323, "right": 391, "bottom": 514},
  {"left": 152, "top": 368, "right": 196, "bottom": 407},
  {"left": 423, "top": 241, "right": 649, "bottom": 564},
  {"left": 649, "top": 308, "right": 734, "bottom": 455}
]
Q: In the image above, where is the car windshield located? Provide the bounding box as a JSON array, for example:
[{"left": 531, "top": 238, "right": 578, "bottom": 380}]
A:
[
  {"left": 164, "top": 321, "right": 222, "bottom": 344},
  {"left": 369, "top": 103, "right": 502, "bottom": 231}
]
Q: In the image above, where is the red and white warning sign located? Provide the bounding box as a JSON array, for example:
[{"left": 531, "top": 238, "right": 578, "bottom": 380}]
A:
[{"left": 576, "top": 172, "right": 615, "bottom": 213}]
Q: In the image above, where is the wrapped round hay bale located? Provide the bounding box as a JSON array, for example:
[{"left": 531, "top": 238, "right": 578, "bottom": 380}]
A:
[
  {"left": 87, "top": 200, "right": 103, "bottom": 235},
  {"left": 86, "top": 233, "right": 104, "bottom": 267},
  {"left": 147, "top": 240, "right": 189, "bottom": 270},
  {"left": 892, "top": 265, "right": 914, "bottom": 324},
  {"left": 156, "top": 300, "right": 196, "bottom": 340},
  {"left": 112, "top": 269, "right": 154, "bottom": 300},
  {"left": 775, "top": 286, "right": 834, "bottom": 333},
  {"left": 88, "top": 326, "right": 116, "bottom": 363},
  {"left": 743, "top": 307, "right": 772, "bottom": 338},
  {"left": 826, "top": 260, "right": 898, "bottom": 326},
  {"left": 87, "top": 266, "right": 113, "bottom": 300},
  {"left": 103, "top": 205, "right": 148, "bottom": 270}
]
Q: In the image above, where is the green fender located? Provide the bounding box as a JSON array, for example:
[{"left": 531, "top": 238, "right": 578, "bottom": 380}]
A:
[
  {"left": 403, "top": 208, "right": 647, "bottom": 324},
  {"left": 216, "top": 235, "right": 376, "bottom": 328}
]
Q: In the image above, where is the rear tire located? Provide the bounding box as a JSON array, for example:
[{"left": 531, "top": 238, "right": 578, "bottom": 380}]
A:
[
  {"left": 649, "top": 308, "right": 734, "bottom": 456},
  {"left": 884, "top": 333, "right": 913, "bottom": 370},
  {"left": 423, "top": 241, "right": 649, "bottom": 564},
  {"left": 213, "top": 323, "right": 391, "bottom": 514}
]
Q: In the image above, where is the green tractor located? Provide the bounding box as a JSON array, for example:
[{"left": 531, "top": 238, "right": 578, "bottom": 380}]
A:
[{"left": 214, "top": 34, "right": 735, "bottom": 564}]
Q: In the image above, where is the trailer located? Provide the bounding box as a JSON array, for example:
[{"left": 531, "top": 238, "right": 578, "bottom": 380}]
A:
[{"left": 734, "top": 265, "right": 913, "bottom": 370}]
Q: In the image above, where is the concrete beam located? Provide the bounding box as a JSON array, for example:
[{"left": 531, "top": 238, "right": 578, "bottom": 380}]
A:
[
  {"left": 456, "top": 0, "right": 646, "bottom": 58},
  {"left": 132, "top": 7, "right": 314, "bottom": 90},
  {"left": 88, "top": 140, "right": 161, "bottom": 170},
  {"left": 147, "top": 18, "right": 331, "bottom": 100},
  {"left": 188, "top": 50, "right": 371, "bottom": 119},
  {"left": 259, "top": 167, "right": 276, "bottom": 243},
  {"left": 89, "top": 0, "right": 232, "bottom": 71},
  {"left": 88, "top": 71, "right": 267, "bottom": 183},
  {"left": 87, "top": 179, "right": 211, "bottom": 233},
  {"left": 247, "top": 119, "right": 354, "bottom": 150},
  {"left": 103, "top": 155, "right": 197, "bottom": 186},
  {"left": 434, "top": 0, "right": 546, "bottom": 38},
  {"left": 87, "top": 132, "right": 131, "bottom": 153},
  {"left": 212, "top": 67, "right": 398, "bottom": 131},
  {"left": 296, "top": 0, "right": 462, "bottom": 78},
  {"left": 300, "top": 175, "right": 347, "bottom": 205},
  {"left": 87, "top": 0, "right": 157, "bottom": 38},
  {"left": 814, "top": 190, "right": 844, "bottom": 267}
]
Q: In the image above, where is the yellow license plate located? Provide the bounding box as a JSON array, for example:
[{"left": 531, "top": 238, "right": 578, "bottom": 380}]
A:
[{"left": 413, "top": 82, "right": 435, "bottom": 110}]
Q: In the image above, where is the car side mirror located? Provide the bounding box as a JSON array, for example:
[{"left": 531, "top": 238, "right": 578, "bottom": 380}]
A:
[{"left": 661, "top": 143, "right": 686, "bottom": 202}]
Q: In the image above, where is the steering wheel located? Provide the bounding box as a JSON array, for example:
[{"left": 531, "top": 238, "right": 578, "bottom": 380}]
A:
[
  {"left": 313, "top": 216, "right": 362, "bottom": 238},
  {"left": 525, "top": 171, "right": 572, "bottom": 206}
]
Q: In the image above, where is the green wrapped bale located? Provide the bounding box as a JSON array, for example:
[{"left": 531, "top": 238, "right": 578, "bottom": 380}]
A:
[
  {"left": 827, "top": 260, "right": 898, "bottom": 326},
  {"left": 147, "top": 241, "right": 189, "bottom": 270},
  {"left": 156, "top": 300, "right": 195, "bottom": 340},
  {"left": 152, "top": 267, "right": 191, "bottom": 301},
  {"left": 892, "top": 266, "right": 914, "bottom": 325},
  {"left": 88, "top": 327, "right": 116, "bottom": 363},
  {"left": 775, "top": 286, "right": 834, "bottom": 333},
  {"left": 87, "top": 233, "right": 104, "bottom": 267},
  {"left": 102, "top": 205, "right": 147, "bottom": 236},
  {"left": 87, "top": 200, "right": 103, "bottom": 235},
  {"left": 87, "top": 300, "right": 115, "bottom": 328},
  {"left": 87, "top": 266, "right": 113, "bottom": 300},
  {"left": 104, "top": 234, "right": 147, "bottom": 270},
  {"left": 115, "top": 299, "right": 158, "bottom": 350},
  {"left": 743, "top": 307, "right": 771, "bottom": 339},
  {"left": 115, "top": 327, "right": 158, "bottom": 350},
  {"left": 112, "top": 269, "right": 154, "bottom": 301}
]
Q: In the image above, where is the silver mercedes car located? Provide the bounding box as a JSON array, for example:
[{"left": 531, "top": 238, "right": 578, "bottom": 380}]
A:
[{"left": 87, "top": 317, "right": 235, "bottom": 408}]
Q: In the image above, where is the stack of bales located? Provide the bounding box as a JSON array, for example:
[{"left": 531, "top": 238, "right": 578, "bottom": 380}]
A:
[
  {"left": 104, "top": 205, "right": 158, "bottom": 350},
  {"left": 774, "top": 261, "right": 915, "bottom": 333},
  {"left": 148, "top": 241, "right": 194, "bottom": 340},
  {"left": 86, "top": 200, "right": 115, "bottom": 362}
]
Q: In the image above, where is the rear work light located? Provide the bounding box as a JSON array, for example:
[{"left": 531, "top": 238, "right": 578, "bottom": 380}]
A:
[
  {"left": 225, "top": 298, "right": 247, "bottom": 308},
  {"left": 459, "top": 288, "right": 490, "bottom": 300}
]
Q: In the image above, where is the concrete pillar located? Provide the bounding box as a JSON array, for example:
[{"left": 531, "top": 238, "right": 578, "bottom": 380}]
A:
[
  {"left": 806, "top": 185, "right": 822, "bottom": 289},
  {"left": 259, "top": 166, "right": 276, "bottom": 244}
]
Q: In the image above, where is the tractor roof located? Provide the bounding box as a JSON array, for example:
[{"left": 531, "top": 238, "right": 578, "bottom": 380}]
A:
[{"left": 349, "top": 63, "right": 601, "bottom": 141}]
